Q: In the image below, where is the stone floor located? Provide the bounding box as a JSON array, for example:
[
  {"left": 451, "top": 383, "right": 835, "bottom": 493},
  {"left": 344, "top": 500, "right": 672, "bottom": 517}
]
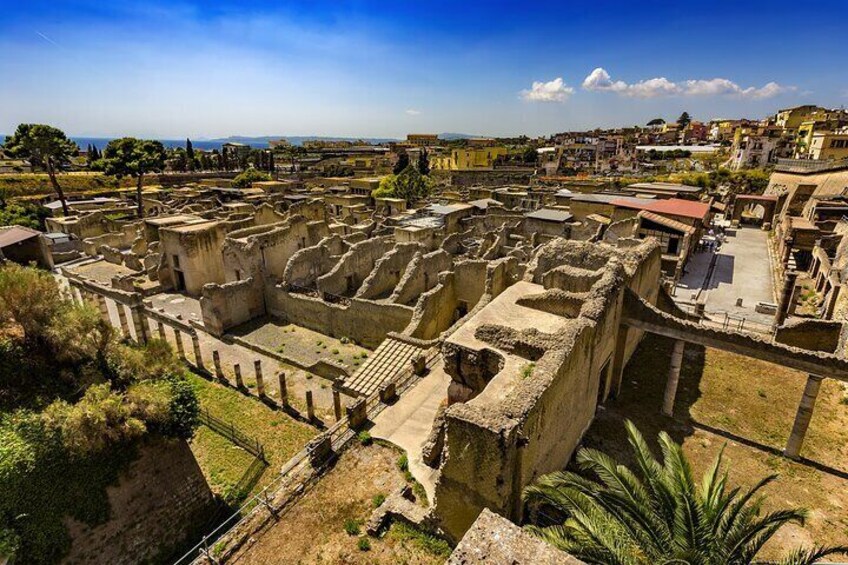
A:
[
  {"left": 370, "top": 364, "right": 450, "bottom": 503},
  {"left": 675, "top": 227, "right": 776, "bottom": 326}
]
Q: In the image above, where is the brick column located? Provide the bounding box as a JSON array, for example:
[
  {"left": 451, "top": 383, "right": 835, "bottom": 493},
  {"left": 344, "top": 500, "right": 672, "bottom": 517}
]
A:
[
  {"left": 306, "top": 390, "right": 315, "bottom": 421},
  {"left": 116, "top": 304, "right": 131, "bottom": 339},
  {"left": 784, "top": 374, "right": 823, "bottom": 460},
  {"left": 173, "top": 329, "right": 186, "bottom": 360},
  {"left": 157, "top": 320, "right": 167, "bottom": 341},
  {"left": 662, "top": 339, "right": 685, "bottom": 417},
  {"left": 95, "top": 294, "right": 111, "bottom": 325},
  {"left": 332, "top": 388, "right": 342, "bottom": 422},
  {"left": 212, "top": 351, "right": 225, "bottom": 382},
  {"left": 254, "top": 360, "right": 265, "bottom": 396},
  {"left": 191, "top": 333, "right": 205, "bottom": 371},
  {"left": 129, "top": 306, "right": 148, "bottom": 344},
  {"left": 278, "top": 372, "right": 288, "bottom": 407},
  {"left": 774, "top": 270, "right": 798, "bottom": 329},
  {"left": 234, "top": 363, "right": 244, "bottom": 389}
]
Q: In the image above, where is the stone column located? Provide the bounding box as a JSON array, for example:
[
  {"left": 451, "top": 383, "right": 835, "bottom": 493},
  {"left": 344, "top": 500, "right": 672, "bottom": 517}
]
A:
[
  {"left": 191, "top": 333, "right": 205, "bottom": 371},
  {"left": 824, "top": 286, "right": 840, "bottom": 320},
  {"left": 212, "top": 351, "right": 225, "bottom": 382},
  {"left": 609, "top": 325, "right": 629, "bottom": 400},
  {"left": 774, "top": 270, "right": 798, "bottom": 329},
  {"left": 157, "top": 321, "right": 167, "bottom": 341},
  {"left": 332, "top": 388, "right": 342, "bottom": 422},
  {"left": 234, "top": 363, "right": 244, "bottom": 389},
  {"left": 95, "top": 294, "right": 111, "bottom": 325},
  {"left": 278, "top": 372, "right": 288, "bottom": 407},
  {"left": 254, "top": 360, "right": 265, "bottom": 396},
  {"left": 306, "top": 390, "right": 315, "bottom": 421},
  {"left": 173, "top": 329, "right": 186, "bottom": 360},
  {"left": 784, "top": 374, "right": 823, "bottom": 460},
  {"left": 662, "top": 339, "right": 685, "bottom": 417},
  {"left": 116, "top": 304, "right": 131, "bottom": 339},
  {"left": 129, "top": 306, "right": 148, "bottom": 344}
]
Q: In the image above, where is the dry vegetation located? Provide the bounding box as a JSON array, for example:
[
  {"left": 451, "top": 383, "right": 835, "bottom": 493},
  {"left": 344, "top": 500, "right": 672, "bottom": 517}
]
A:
[
  {"left": 231, "top": 443, "right": 450, "bottom": 564},
  {"left": 582, "top": 334, "right": 848, "bottom": 561}
]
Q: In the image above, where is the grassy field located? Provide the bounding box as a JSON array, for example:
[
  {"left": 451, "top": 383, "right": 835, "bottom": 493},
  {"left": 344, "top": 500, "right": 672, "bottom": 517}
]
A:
[
  {"left": 187, "top": 373, "right": 317, "bottom": 505},
  {"left": 581, "top": 334, "right": 848, "bottom": 561},
  {"left": 0, "top": 172, "right": 137, "bottom": 197}
]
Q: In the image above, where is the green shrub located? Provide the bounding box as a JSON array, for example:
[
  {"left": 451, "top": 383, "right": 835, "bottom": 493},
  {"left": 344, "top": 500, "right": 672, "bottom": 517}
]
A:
[
  {"left": 397, "top": 453, "right": 408, "bottom": 472},
  {"left": 232, "top": 168, "right": 271, "bottom": 188},
  {"left": 358, "top": 431, "right": 373, "bottom": 446},
  {"left": 343, "top": 518, "right": 361, "bottom": 536},
  {"left": 372, "top": 493, "right": 386, "bottom": 508},
  {"left": 357, "top": 537, "right": 371, "bottom": 551}
]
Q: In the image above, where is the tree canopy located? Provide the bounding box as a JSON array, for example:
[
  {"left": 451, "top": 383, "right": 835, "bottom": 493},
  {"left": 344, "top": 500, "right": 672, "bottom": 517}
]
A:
[
  {"left": 94, "top": 137, "right": 166, "bottom": 217},
  {"left": 1, "top": 124, "right": 78, "bottom": 215},
  {"left": 523, "top": 420, "right": 847, "bottom": 565},
  {"left": 373, "top": 165, "right": 431, "bottom": 204},
  {"left": 677, "top": 111, "right": 692, "bottom": 128}
]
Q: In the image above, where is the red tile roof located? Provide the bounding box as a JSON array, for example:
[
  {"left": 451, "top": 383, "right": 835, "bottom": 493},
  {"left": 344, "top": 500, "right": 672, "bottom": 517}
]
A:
[{"left": 610, "top": 197, "right": 710, "bottom": 221}]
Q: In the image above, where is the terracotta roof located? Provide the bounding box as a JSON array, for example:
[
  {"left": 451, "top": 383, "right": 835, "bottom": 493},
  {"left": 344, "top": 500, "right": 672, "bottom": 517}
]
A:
[
  {"left": 610, "top": 197, "right": 710, "bottom": 221},
  {"left": 638, "top": 211, "right": 695, "bottom": 235},
  {"left": 0, "top": 226, "right": 41, "bottom": 248}
]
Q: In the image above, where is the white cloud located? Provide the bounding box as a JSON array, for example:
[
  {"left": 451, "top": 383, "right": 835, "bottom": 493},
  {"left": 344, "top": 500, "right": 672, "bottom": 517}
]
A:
[
  {"left": 582, "top": 67, "right": 792, "bottom": 99},
  {"left": 405, "top": 109, "right": 421, "bottom": 116},
  {"left": 520, "top": 77, "right": 574, "bottom": 102}
]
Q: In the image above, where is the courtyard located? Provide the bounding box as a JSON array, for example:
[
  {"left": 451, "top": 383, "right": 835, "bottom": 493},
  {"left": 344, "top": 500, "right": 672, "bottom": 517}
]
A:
[{"left": 581, "top": 333, "right": 848, "bottom": 560}]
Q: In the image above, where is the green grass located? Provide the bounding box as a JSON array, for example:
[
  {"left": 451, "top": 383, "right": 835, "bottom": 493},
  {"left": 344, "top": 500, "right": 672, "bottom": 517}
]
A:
[
  {"left": 386, "top": 523, "right": 452, "bottom": 558},
  {"left": 187, "top": 373, "right": 316, "bottom": 504}
]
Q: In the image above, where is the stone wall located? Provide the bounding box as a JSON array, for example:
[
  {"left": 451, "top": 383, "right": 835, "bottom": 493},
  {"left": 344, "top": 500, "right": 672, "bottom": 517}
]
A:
[
  {"left": 774, "top": 318, "right": 842, "bottom": 354},
  {"left": 316, "top": 236, "right": 394, "bottom": 297},
  {"left": 267, "top": 287, "right": 414, "bottom": 348},
  {"left": 391, "top": 249, "right": 452, "bottom": 306},
  {"left": 357, "top": 243, "right": 421, "bottom": 300},
  {"left": 282, "top": 235, "right": 346, "bottom": 288},
  {"left": 62, "top": 437, "right": 215, "bottom": 565},
  {"left": 201, "top": 276, "right": 265, "bottom": 336}
]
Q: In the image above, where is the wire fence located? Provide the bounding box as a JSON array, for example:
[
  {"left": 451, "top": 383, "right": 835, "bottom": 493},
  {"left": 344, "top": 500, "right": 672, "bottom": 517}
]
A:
[
  {"left": 172, "top": 345, "right": 441, "bottom": 565},
  {"left": 198, "top": 408, "right": 267, "bottom": 463}
]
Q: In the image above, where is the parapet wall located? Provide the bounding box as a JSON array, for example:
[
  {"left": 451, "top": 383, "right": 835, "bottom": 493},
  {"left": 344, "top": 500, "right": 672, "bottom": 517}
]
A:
[{"left": 201, "top": 276, "right": 265, "bottom": 336}]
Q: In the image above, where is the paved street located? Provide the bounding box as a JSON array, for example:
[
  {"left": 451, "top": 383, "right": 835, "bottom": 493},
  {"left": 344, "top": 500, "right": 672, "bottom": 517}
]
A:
[{"left": 675, "top": 227, "right": 776, "bottom": 326}]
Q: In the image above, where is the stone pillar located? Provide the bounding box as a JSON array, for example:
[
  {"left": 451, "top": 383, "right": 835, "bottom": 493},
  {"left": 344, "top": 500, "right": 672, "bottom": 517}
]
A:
[
  {"left": 306, "top": 390, "right": 315, "bottom": 421},
  {"left": 116, "top": 304, "right": 131, "bottom": 339},
  {"left": 191, "top": 333, "right": 205, "bottom": 371},
  {"left": 234, "top": 363, "right": 244, "bottom": 389},
  {"left": 332, "top": 388, "right": 342, "bottom": 422},
  {"left": 129, "top": 306, "right": 148, "bottom": 344},
  {"left": 379, "top": 381, "right": 397, "bottom": 404},
  {"left": 254, "top": 360, "right": 265, "bottom": 396},
  {"left": 346, "top": 398, "right": 367, "bottom": 430},
  {"left": 784, "top": 374, "right": 823, "bottom": 460},
  {"left": 278, "top": 372, "right": 288, "bottom": 407},
  {"left": 212, "top": 351, "right": 225, "bottom": 382},
  {"left": 662, "top": 339, "right": 685, "bottom": 417},
  {"left": 774, "top": 270, "right": 798, "bottom": 329},
  {"left": 157, "top": 321, "right": 167, "bottom": 341},
  {"left": 174, "top": 329, "right": 186, "bottom": 360},
  {"left": 95, "top": 294, "right": 111, "bottom": 325},
  {"left": 609, "top": 325, "right": 629, "bottom": 399},
  {"left": 824, "top": 286, "right": 840, "bottom": 320},
  {"left": 307, "top": 433, "right": 333, "bottom": 468}
]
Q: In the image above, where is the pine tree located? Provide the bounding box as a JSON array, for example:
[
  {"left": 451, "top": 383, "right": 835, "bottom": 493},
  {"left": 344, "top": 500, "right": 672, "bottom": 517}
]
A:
[
  {"left": 417, "top": 149, "right": 430, "bottom": 175},
  {"left": 186, "top": 138, "right": 194, "bottom": 171},
  {"left": 393, "top": 151, "right": 410, "bottom": 174}
]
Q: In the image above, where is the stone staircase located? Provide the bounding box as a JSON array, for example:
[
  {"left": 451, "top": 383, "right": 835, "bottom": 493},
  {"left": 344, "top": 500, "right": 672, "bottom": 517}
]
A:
[{"left": 342, "top": 336, "right": 424, "bottom": 397}]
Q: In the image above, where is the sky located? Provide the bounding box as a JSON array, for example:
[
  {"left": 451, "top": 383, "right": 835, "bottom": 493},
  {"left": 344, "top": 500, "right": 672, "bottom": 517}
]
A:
[{"left": 1, "top": 0, "right": 847, "bottom": 140}]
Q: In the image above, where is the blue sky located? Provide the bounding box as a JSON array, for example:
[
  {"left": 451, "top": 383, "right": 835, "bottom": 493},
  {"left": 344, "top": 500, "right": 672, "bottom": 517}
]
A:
[{"left": 1, "top": 0, "right": 847, "bottom": 139}]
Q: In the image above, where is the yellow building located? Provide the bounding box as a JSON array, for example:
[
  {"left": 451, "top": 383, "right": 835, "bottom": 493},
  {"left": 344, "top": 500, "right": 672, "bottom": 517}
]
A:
[
  {"left": 808, "top": 131, "right": 848, "bottom": 161},
  {"left": 406, "top": 134, "right": 439, "bottom": 147},
  {"left": 431, "top": 146, "right": 508, "bottom": 170},
  {"left": 774, "top": 105, "right": 824, "bottom": 129}
]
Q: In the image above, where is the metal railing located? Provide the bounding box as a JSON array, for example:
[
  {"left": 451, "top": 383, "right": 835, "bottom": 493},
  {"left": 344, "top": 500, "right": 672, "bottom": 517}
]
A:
[
  {"left": 199, "top": 408, "right": 267, "bottom": 463},
  {"left": 675, "top": 303, "right": 774, "bottom": 336},
  {"left": 775, "top": 157, "right": 848, "bottom": 174}
]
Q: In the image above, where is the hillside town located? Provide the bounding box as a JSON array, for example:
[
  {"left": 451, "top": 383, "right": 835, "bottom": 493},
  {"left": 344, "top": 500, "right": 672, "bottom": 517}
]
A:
[{"left": 0, "top": 99, "right": 847, "bottom": 565}]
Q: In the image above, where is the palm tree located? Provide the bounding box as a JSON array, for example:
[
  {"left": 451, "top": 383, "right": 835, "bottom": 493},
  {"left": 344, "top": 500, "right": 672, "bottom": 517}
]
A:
[{"left": 523, "top": 420, "right": 847, "bottom": 565}]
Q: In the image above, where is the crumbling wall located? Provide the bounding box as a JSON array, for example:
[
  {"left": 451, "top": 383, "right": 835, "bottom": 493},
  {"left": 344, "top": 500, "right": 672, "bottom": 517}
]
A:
[
  {"left": 357, "top": 243, "right": 421, "bottom": 300},
  {"left": 282, "top": 235, "right": 345, "bottom": 288},
  {"left": 200, "top": 277, "right": 265, "bottom": 336},
  {"left": 316, "top": 236, "right": 394, "bottom": 297},
  {"left": 391, "top": 249, "right": 453, "bottom": 305},
  {"left": 267, "top": 288, "right": 413, "bottom": 348}
]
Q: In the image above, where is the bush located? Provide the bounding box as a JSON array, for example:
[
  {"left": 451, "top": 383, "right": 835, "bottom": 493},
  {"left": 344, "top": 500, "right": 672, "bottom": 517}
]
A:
[
  {"left": 343, "top": 518, "right": 361, "bottom": 536},
  {"left": 357, "top": 537, "right": 371, "bottom": 551},
  {"left": 232, "top": 168, "right": 271, "bottom": 188},
  {"left": 372, "top": 493, "right": 386, "bottom": 508},
  {"left": 357, "top": 431, "right": 373, "bottom": 446},
  {"left": 397, "top": 453, "right": 408, "bottom": 472}
]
